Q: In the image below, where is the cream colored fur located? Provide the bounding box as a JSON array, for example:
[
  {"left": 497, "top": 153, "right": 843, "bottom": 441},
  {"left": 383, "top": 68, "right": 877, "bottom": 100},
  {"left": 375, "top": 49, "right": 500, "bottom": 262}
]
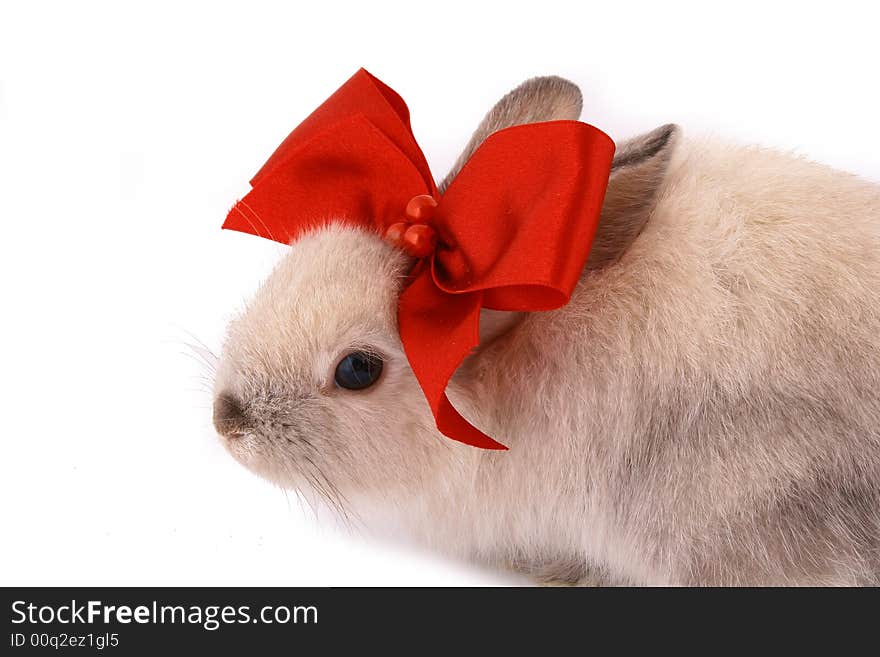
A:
[{"left": 215, "top": 77, "right": 880, "bottom": 586}]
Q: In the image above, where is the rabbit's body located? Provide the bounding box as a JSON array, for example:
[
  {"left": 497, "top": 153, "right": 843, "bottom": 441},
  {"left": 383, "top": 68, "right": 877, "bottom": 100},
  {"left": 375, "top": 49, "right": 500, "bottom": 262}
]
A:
[
  {"left": 358, "top": 137, "right": 880, "bottom": 585},
  {"left": 216, "top": 75, "right": 880, "bottom": 585}
]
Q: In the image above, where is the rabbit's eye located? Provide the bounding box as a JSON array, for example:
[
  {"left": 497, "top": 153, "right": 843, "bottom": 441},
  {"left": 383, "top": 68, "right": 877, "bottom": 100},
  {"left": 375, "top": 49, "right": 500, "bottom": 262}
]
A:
[{"left": 334, "top": 351, "right": 383, "bottom": 390}]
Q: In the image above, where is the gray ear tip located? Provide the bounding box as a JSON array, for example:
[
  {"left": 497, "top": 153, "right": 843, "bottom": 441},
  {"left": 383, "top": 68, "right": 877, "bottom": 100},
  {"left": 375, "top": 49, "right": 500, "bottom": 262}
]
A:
[
  {"left": 507, "top": 75, "right": 583, "bottom": 120},
  {"left": 530, "top": 74, "right": 582, "bottom": 99},
  {"left": 650, "top": 123, "right": 681, "bottom": 148},
  {"left": 546, "top": 76, "right": 584, "bottom": 115},
  {"left": 659, "top": 123, "right": 681, "bottom": 141},
  {"left": 651, "top": 123, "right": 682, "bottom": 156},
  {"left": 612, "top": 123, "right": 681, "bottom": 170}
]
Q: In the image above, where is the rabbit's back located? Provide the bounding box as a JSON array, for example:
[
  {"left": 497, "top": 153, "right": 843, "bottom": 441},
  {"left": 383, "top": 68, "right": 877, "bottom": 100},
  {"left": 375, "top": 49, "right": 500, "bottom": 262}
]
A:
[{"left": 472, "top": 138, "right": 880, "bottom": 584}]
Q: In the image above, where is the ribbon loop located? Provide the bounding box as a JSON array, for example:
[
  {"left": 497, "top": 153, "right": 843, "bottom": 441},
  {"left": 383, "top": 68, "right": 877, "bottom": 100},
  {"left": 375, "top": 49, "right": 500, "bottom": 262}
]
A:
[{"left": 224, "top": 68, "right": 616, "bottom": 450}]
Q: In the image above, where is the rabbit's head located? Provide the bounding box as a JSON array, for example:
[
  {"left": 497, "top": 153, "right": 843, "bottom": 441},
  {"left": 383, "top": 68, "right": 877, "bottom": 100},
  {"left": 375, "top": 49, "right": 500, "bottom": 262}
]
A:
[{"left": 213, "top": 75, "right": 679, "bottom": 511}]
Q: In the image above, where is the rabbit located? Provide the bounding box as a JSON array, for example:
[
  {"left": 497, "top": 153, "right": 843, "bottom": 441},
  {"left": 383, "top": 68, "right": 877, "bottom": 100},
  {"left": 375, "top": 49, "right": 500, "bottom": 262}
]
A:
[{"left": 213, "top": 75, "right": 880, "bottom": 586}]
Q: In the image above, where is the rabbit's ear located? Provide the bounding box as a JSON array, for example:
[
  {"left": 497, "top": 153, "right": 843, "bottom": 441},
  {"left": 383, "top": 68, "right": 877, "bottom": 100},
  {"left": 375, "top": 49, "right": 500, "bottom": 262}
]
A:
[
  {"left": 585, "top": 123, "right": 680, "bottom": 270},
  {"left": 439, "top": 76, "right": 583, "bottom": 193}
]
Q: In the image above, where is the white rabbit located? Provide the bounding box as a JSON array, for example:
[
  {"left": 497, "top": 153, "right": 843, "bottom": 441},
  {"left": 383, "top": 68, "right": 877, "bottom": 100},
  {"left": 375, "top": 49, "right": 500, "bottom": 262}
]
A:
[{"left": 214, "top": 75, "right": 880, "bottom": 585}]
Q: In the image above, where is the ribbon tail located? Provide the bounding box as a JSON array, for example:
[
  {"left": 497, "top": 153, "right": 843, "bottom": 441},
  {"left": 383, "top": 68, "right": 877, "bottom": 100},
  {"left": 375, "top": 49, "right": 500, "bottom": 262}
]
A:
[
  {"left": 398, "top": 268, "right": 508, "bottom": 450},
  {"left": 434, "top": 392, "right": 508, "bottom": 450}
]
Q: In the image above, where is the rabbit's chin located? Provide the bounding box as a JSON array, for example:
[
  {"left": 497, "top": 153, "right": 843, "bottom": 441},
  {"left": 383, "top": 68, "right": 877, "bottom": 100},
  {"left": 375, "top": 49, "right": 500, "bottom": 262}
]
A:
[{"left": 218, "top": 432, "right": 290, "bottom": 486}]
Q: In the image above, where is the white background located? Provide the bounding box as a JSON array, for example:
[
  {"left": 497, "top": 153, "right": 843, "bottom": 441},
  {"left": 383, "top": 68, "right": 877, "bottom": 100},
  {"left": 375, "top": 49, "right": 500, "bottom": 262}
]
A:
[{"left": 1, "top": 1, "right": 877, "bottom": 585}]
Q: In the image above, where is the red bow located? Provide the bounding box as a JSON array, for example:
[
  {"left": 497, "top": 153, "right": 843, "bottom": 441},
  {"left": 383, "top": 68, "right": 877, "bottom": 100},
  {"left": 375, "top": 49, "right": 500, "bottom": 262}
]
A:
[{"left": 223, "top": 69, "right": 615, "bottom": 450}]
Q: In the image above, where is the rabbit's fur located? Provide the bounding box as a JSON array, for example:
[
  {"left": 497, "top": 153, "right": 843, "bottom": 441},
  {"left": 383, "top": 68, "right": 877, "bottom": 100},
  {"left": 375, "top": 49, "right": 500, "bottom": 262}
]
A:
[{"left": 215, "top": 76, "right": 880, "bottom": 585}]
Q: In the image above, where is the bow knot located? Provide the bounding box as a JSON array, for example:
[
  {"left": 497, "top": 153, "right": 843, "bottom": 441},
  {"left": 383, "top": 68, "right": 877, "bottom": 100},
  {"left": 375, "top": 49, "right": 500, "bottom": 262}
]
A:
[
  {"left": 384, "top": 194, "right": 440, "bottom": 258},
  {"left": 223, "top": 69, "right": 615, "bottom": 450}
]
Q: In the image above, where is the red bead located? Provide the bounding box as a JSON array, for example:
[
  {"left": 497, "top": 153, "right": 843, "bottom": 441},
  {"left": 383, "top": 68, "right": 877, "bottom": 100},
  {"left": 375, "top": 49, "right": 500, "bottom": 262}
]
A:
[
  {"left": 384, "top": 221, "right": 408, "bottom": 246},
  {"left": 405, "top": 194, "right": 438, "bottom": 222},
  {"left": 402, "top": 224, "right": 437, "bottom": 258}
]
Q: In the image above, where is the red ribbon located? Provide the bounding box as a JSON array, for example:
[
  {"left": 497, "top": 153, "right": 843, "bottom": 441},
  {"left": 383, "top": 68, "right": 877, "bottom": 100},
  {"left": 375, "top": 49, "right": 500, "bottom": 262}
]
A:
[{"left": 223, "top": 69, "right": 615, "bottom": 450}]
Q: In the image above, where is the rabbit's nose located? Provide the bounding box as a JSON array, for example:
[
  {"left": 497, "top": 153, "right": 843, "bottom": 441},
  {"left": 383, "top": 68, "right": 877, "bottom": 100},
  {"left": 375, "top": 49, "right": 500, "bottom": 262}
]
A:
[{"left": 213, "top": 392, "right": 248, "bottom": 438}]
